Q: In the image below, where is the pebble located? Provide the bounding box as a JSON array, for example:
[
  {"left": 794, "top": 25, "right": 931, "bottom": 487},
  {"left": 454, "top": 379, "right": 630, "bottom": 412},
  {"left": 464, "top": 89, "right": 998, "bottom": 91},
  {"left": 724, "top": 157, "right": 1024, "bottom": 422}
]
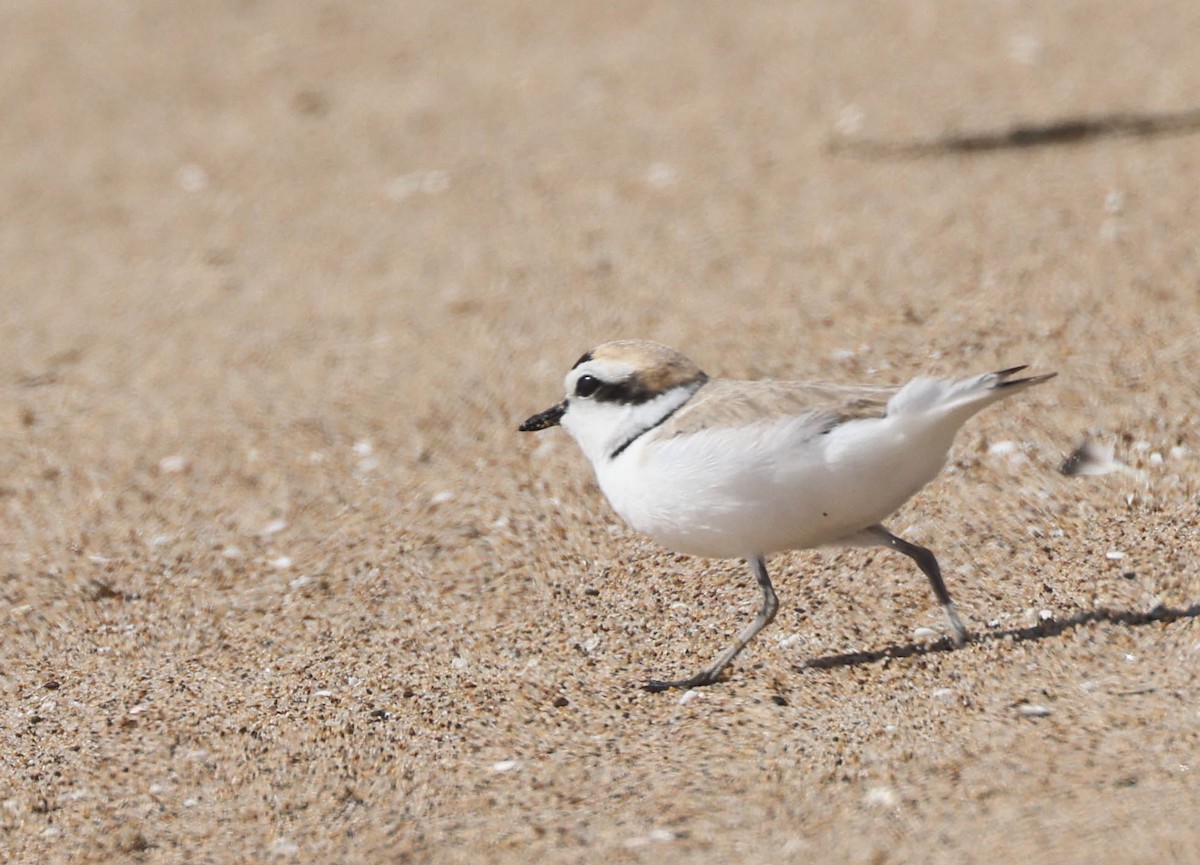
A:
[
  {"left": 1060, "top": 439, "right": 1120, "bottom": 476},
  {"left": 385, "top": 170, "right": 449, "bottom": 201},
  {"left": 158, "top": 454, "right": 189, "bottom": 474},
  {"left": 645, "top": 163, "right": 677, "bottom": 189},
  {"left": 863, "top": 785, "right": 899, "bottom": 808},
  {"left": 269, "top": 838, "right": 299, "bottom": 856},
  {"left": 260, "top": 518, "right": 288, "bottom": 536},
  {"left": 1016, "top": 704, "right": 1052, "bottom": 718},
  {"left": 623, "top": 828, "right": 676, "bottom": 848},
  {"left": 1009, "top": 32, "right": 1042, "bottom": 65},
  {"left": 835, "top": 103, "right": 865, "bottom": 136},
  {"left": 175, "top": 164, "right": 208, "bottom": 193}
]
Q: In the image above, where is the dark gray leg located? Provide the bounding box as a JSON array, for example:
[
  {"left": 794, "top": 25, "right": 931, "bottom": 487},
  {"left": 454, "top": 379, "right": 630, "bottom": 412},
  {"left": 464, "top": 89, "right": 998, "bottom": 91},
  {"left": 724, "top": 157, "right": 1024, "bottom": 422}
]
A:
[
  {"left": 865, "top": 524, "right": 968, "bottom": 646},
  {"left": 645, "top": 555, "right": 778, "bottom": 692}
]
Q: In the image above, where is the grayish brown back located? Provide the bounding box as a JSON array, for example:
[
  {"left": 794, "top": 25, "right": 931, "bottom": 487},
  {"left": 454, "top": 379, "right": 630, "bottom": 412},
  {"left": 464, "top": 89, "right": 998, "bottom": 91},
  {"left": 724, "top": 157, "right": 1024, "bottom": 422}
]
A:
[{"left": 655, "top": 379, "right": 894, "bottom": 440}]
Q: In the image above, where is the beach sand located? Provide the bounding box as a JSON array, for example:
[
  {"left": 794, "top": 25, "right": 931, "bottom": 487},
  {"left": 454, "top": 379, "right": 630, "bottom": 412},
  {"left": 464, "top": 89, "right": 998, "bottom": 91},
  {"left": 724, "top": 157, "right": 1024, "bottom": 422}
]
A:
[{"left": 3, "top": 2, "right": 1199, "bottom": 862}]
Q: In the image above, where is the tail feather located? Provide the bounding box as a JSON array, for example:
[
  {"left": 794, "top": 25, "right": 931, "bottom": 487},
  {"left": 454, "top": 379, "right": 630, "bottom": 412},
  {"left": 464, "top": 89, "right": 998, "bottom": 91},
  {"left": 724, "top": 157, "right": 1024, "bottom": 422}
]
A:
[
  {"left": 888, "top": 365, "right": 1056, "bottom": 418},
  {"left": 992, "top": 366, "right": 1057, "bottom": 392},
  {"left": 993, "top": 364, "right": 1028, "bottom": 378}
]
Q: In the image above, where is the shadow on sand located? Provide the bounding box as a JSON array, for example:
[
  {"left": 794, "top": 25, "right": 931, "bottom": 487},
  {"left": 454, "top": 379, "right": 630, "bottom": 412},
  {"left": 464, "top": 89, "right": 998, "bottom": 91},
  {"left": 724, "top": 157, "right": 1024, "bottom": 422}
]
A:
[
  {"left": 803, "top": 602, "right": 1200, "bottom": 671},
  {"left": 828, "top": 107, "right": 1200, "bottom": 158}
]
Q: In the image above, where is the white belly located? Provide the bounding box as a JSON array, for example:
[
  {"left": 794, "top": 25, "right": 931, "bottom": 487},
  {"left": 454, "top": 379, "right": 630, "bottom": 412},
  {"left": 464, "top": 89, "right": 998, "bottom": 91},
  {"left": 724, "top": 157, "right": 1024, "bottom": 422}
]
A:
[{"left": 594, "top": 414, "right": 955, "bottom": 559}]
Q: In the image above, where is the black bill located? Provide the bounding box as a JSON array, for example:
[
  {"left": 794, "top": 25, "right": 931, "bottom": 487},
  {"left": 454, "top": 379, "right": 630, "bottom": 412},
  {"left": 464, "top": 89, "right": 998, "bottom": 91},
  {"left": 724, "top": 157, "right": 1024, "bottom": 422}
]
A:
[{"left": 519, "top": 401, "right": 566, "bottom": 431}]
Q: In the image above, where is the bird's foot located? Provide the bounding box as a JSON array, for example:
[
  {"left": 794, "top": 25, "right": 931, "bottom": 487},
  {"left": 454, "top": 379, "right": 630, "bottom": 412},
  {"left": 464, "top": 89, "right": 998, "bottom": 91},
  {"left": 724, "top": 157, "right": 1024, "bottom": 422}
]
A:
[{"left": 643, "top": 669, "right": 725, "bottom": 693}]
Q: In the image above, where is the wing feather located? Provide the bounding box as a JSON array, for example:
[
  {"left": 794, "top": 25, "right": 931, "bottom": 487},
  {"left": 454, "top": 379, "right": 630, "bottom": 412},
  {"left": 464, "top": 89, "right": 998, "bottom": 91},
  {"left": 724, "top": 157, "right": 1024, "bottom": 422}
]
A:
[{"left": 655, "top": 378, "right": 894, "bottom": 439}]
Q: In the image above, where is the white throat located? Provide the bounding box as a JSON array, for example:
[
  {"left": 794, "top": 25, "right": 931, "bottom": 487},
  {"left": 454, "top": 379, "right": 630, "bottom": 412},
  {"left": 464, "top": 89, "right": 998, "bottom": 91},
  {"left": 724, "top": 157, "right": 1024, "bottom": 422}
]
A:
[{"left": 561, "top": 381, "right": 704, "bottom": 467}]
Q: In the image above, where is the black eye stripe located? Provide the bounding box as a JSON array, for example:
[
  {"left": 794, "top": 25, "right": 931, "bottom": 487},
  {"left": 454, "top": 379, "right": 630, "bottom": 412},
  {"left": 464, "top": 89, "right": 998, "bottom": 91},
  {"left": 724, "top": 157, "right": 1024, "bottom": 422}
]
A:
[
  {"left": 574, "top": 370, "right": 710, "bottom": 404},
  {"left": 586, "top": 377, "right": 657, "bottom": 404}
]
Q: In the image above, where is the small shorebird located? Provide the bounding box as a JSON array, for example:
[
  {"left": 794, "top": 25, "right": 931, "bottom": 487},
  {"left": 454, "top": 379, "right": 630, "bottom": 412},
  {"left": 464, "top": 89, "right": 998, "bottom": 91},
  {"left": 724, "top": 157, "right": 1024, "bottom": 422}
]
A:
[{"left": 520, "top": 340, "right": 1054, "bottom": 691}]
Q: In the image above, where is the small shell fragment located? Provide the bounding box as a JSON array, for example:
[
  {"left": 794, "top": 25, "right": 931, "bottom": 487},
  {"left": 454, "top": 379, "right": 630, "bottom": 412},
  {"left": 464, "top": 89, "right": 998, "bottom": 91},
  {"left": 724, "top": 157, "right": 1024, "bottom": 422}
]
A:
[
  {"left": 260, "top": 518, "right": 288, "bottom": 536},
  {"left": 863, "top": 786, "right": 899, "bottom": 808},
  {"left": 623, "top": 828, "right": 676, "bottom": 848},
  {"left": 1016, "top": 704, "right": 1052, "bottom": 718},
  {"left": 158, "top": 454, "right": 190, "bottom": 474},
  {"left": 1060, "top": 439, "right": 1121, "bottom": 476}
]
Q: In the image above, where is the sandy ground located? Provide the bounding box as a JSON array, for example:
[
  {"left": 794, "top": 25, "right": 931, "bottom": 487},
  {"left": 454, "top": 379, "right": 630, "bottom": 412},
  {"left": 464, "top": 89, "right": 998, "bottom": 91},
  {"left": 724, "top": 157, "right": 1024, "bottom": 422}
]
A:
[{"left": 3, "top": 1, "right": 1200, "bottom": 862}]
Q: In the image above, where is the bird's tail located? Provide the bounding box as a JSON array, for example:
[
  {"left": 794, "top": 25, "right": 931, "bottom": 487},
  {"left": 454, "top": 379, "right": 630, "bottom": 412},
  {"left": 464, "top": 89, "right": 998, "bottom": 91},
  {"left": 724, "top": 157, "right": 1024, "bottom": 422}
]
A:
[{"left": 887, "top": 365, "right": 1057, "bottom": 421}]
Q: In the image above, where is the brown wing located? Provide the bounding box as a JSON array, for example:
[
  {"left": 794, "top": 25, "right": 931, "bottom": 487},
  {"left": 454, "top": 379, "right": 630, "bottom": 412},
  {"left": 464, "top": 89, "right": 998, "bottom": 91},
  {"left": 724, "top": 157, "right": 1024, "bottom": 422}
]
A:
[{"left": 656, "top": 378, "right": 894, "bottom": 439}]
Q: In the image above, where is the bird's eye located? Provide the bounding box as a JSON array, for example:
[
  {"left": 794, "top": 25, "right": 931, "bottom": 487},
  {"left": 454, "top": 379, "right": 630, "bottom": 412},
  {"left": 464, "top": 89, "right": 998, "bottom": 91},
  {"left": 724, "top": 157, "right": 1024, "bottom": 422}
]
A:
[{"left": 574, "top": 374, "right": 602, "bottom": 398}]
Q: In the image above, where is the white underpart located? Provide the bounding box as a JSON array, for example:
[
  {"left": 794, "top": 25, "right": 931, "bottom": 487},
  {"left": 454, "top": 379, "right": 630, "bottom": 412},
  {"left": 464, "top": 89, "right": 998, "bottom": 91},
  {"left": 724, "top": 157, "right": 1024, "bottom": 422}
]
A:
[{"left": 570, "top": 372, "right": 1026, "bottom": 560}]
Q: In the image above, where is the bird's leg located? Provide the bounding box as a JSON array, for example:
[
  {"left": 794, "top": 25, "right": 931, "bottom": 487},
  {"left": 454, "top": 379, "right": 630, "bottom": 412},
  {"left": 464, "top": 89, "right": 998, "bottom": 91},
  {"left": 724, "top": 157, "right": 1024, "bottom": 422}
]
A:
[
  {"left": 866, "top": 524, "right": 968, "bottom": 646},
  {"left": 644, "top": 555, "right": 778, "bottom": 692}
]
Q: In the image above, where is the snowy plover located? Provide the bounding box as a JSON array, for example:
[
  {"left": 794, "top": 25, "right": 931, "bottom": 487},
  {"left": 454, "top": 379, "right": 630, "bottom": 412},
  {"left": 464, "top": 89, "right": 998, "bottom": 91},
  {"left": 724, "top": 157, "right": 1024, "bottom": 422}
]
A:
[{"left": 520, "top": 340, "right": 1054, "bottom": 691}]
